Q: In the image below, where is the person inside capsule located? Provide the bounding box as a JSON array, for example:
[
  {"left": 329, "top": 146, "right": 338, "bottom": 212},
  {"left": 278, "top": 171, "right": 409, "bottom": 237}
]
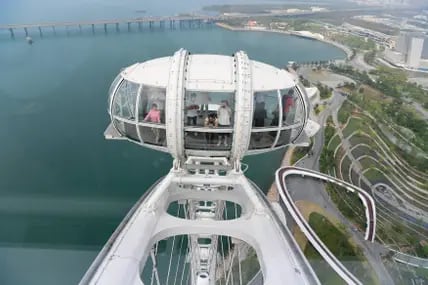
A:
[
  {"left": 217, "top": 100, "right": 232, "bottom": 146},
  {"left": 204, "top": 112, "right": 218, "bottom": 145},
  {"left": 282, "top": 89, "right": 295, "bottom": 124},
  {"left": 186, "top": 93, "right": 199, "bottom": 126},
  {"left": 144, "top": 103, "right": 161, "bottom": 143}
]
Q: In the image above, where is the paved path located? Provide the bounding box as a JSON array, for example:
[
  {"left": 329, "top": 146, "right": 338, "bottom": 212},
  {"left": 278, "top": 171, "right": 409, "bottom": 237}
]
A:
[{"left": 350, "top": 52, "right": 375, "bottom": 73}]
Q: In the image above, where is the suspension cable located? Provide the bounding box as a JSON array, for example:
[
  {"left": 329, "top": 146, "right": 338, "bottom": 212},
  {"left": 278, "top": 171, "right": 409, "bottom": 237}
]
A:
[
  {"left": 235, "top": 203, "right": 243, "bottom": 285},
  {"left": 173, "top": 205, "right": 186, "bottom": 285},
  {"left": 224, "top": 205, "right": 234, "bottom": 285},
  {"left": 166, "top": 203, "right": 180, "bottom": 284}
]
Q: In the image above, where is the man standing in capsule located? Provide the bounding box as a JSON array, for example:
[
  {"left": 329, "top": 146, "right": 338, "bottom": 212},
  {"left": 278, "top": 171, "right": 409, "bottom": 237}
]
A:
[
  {"left": 186, "top": 93, "right": 199, "bottom": 126},
  {"left": 217, "top": 100, "right": 232, "bottom": 147}
]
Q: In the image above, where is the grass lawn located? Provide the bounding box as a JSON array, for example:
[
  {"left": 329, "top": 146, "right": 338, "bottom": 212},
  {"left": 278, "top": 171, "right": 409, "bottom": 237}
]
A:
[
  {"left": 415, "top": 268, "right": 428, "bottom": 280},
  {"left": 351, "top": 144, "right": 379, "bottom": 161},
  {"left": 338, "top": 100, "right": 354, "bottom": 125},
  {"left": 348, "top": 133, "right": 373, "bottom": 146},
  {"left": 358, "top": 156, "right": 379, "bottom": 171},
  {"left": 343, "top": 117, "right": 363, "bottom": 138},
  {"left": 338, "top": 156, "right": 352, "bottom": 182},
  {"left": 291, "top": 146, "right": 310, "bottom": 165},
  {"left": 363, "top": 168, "right": 385, "bottom": 182},
  {"left": 304, "top": 212, "right": 377, "bottom": 285},
  {"left": 294, "top": 200, "right": 342, "bottom": 250},
  {"left": 328, "top": 134, "right": 341, "bottom": 151},
  {"left": 359, "top": 84, "right": 392, "bottom": 103}
]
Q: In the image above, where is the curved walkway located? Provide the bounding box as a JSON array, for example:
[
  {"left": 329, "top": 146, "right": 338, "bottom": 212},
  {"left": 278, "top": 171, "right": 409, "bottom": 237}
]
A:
[
  {"left": 390, "top": 249, "right": 428, "bottom": 269},
  {"left": 276, "top": 167, "right": 378, "bottom": 285}
]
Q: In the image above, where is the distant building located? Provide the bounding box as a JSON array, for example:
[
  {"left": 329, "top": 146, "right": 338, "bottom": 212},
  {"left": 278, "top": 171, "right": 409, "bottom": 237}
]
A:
[
  {"left": 395, "top": 32, "right": 408, "bottom": 54},
  {"left": 340, "top": 23, "right": 392, "bottom": 47},
  {"left": 246, "top": 20, "right": 257, "bottom": 27},
  {"left": 286, "top": 8, "right": 303, "bottom": 13},
  {"left": 310, "top": 7, "right": 327, "bottom": 12},
  {"left": 423, "top": 41, "right": 428, "bottom": 59},
  {"left": 396, "top": 32, "right": 425, "bottom": 68},
  {"left": 407, "top": 37, "right": 424, "bottom": 68}
]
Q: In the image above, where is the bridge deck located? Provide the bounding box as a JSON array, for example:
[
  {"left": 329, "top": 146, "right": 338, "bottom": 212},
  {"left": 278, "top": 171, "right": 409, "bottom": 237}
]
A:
[{"left": 0, "top": 16, "right": 219, "bottom": 30}]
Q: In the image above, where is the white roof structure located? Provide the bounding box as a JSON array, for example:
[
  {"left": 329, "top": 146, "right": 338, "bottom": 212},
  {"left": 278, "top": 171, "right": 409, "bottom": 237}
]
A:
[{"left": 121, "top": 54, "right": 297, "bottom": 92}]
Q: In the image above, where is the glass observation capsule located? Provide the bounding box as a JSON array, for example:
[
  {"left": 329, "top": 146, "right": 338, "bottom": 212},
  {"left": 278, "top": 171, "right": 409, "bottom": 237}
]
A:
[{"left": 105, "top": 49, "right": 315, "bottom": 161}]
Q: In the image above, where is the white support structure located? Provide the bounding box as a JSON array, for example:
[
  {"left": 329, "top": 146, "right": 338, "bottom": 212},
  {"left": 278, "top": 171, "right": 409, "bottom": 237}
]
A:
[
  {"left": 81, "top": 164, "right": 321, "bottom": 285},
  {"left": 165, "top": 48, "right": 188, "bottom": 162},
  {"left": 231, "top": 51, "right": 253, "bottom": 166}
]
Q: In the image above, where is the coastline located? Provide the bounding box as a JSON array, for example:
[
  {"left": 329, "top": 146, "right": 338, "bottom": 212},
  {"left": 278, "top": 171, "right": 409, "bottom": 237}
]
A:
[{"left": 215, "top": 22, "right": 352, "bottom": 60}]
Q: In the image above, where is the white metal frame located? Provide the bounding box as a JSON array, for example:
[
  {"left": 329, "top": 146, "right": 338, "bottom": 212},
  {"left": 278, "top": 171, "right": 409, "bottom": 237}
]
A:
[
  {"left": 81, "top": 168, "right": 320, "bottom": 285},
  {"left": 166, "top": 48, "right": 188, "bottom": 161},
  {"left": 231, "top": 51, "right": 253, "bottom": 165}
]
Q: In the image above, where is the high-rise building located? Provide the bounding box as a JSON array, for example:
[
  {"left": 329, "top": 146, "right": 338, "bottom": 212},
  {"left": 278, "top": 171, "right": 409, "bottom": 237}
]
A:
[
  {"left": 395, "top": 32, "right": 425, "bottom": 68},
  {"left": 407, "top": 37, "right": 424, "bottom": 68},
  {"left": 396, "top": 32, "right": 408, "bottom": 54}
]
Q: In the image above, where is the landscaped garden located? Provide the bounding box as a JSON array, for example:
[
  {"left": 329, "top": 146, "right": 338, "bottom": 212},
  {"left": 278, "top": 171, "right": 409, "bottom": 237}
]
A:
[{"left": 304, "top": 212, "right": 377, "bottom": 285}]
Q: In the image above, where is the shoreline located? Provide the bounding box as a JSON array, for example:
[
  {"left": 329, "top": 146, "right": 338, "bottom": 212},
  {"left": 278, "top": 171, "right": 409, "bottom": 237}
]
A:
[{"left": 215, "top": 22, "right": 352, "bottom": 60}]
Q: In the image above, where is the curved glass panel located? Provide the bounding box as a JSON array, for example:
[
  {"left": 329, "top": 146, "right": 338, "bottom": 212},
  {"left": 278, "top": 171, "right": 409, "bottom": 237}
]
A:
[
  {"left": 184, "top": 91, "right": 234, "bottom": 127},
  {"left": 249, "top": 131, "right": 277, "bottom": 150},
  {"left": 138, "top": 86, "right": 166, "bottom": 146},
  {"left": 184, "top": 129, "right": 233, "bottom": 151},
  {"left": 289, "top": 86, "right": 306, "bottom": 143},
  {"left": 184, "top": 91, "right": 234, "bottom": 151},
  {"left": 139, "top": 126, "right": 166, "bottom": 146},
  {"left": 108, "top": 74, "right": 123, "bottom": 113},
  {"left": 123, "top": 122, "right": 139, "bottom": 141},
  {"left": 279, "top": 88, "right": 304, "bottom": 126},
  {"left": 109, "top": 74, "right": 123, "bottom": 98},
  {"left": 113, "top": 119, "right": 126, "bottom": 135},
  {"left": 275, "top": 129, "right": 292, "bottom": 147},
  {"left": 253, "top": 90, "right": 279, "bottom": 128},
  {"left": 113, "top": 118, "right": 139, "bottom": 142},
  {"left": 112, "top": 80, "right": 140, "bottom": 120}
]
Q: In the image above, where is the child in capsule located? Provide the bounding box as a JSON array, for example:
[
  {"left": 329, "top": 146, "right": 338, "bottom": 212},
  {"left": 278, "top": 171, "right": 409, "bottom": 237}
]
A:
[
  {"left": 204, "top": 113, "right": 218, "bottom": 145},
  {"left": 144, "top": 103, "right": 161, "bottom": 143}
]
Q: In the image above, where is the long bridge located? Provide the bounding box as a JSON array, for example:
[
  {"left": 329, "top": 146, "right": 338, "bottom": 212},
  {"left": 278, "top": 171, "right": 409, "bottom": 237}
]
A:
[{"left": 0, "top": 15, "right": 223, "bottom": 38}]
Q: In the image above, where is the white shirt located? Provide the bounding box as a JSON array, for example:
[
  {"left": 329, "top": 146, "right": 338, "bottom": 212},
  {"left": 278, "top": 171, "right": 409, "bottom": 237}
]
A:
[
  {"left": 217, "top": 106, "right": 231, "bottom": 125},
  {"left": 186, "top": 97, "right": 198, "bottom": 117},
  {"left": 187, "top": 108, "right": 198, "bottom": 117}
]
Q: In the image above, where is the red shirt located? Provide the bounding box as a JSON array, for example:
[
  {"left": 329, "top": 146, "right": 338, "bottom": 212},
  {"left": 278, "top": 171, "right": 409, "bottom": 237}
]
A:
[
  {"left": 144, "top": 109, "right": 161, "bottom": 123},
  {"left": 283, "top": 95, "right": 294, "bottom": 113}
]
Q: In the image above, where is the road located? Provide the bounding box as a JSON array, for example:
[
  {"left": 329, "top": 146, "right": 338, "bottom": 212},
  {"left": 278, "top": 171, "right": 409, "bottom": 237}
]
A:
[
  {"left": 296, "top": 91, "right": 345, "bottom": 171},
  {"left": 350, "top": 52, "right": 375, "bottom": 73}
]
